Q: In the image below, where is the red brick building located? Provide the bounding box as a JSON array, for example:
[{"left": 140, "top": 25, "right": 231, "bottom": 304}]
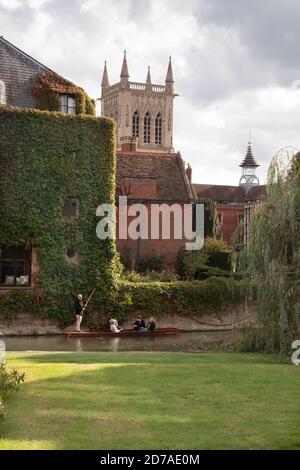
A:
[
  {"left": 194, "top": 143, "right": 266, "bottom": 246},
  {"left": 116, "top": 141, "right": 195, "bottom": 269}
]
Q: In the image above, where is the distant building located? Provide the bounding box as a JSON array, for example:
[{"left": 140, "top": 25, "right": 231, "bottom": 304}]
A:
[
  {"left": 194, "top": 142, "right": 266, "bottom": 246},
  {"left": 101, "top": 53, "right": 195, "bottom": 269}
]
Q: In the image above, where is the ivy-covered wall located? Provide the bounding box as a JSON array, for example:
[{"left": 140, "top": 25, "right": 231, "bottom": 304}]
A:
[
  {"left": 0, "top": 105, "right": 120, "bottom": 324},
  {"left": 107, "top": 277, "right": 255, "bottom": 322}
]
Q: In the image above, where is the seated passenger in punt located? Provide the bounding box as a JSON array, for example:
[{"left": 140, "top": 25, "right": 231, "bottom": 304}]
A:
[
  {"left": 132, "top": 315, "right": 146, "bottom": 332},
  {"left": 109, "top": 319, "right": 123, "bottom": 333},
  {"left": 146, "top": 317, "right": 156, "bottom": 331}
]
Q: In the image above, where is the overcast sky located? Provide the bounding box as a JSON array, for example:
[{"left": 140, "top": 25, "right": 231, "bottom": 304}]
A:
[{"left": 1, "top": 0, "right": 299, "bottom": 185}]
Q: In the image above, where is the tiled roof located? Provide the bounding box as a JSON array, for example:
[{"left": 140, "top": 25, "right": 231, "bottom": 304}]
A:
[
  {"left": 116, "top": 151, "right": 194, "bottom": 203},
  {"left": 193, "top": 183, "right": 266, "bottom": 203}
]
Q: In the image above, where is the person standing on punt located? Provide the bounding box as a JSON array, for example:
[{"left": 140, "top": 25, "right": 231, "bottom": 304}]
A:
[{"left": 74, "top": 294, "right": 84, "bottom": 332}]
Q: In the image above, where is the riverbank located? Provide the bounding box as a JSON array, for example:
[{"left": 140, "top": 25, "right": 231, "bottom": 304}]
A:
[
  {"left": 1, "top": 352, "right": 299, "bottom": 450},
  {"left": 0, "top": 302, "right": 256, "bottom": 336}
]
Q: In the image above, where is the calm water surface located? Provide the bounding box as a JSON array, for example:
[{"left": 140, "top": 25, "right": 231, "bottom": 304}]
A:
[{"left": 3, "top": 330, "right": 232, "bottom": 352}]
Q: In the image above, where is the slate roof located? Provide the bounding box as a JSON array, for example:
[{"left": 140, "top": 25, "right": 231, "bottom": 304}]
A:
[
  {"left": 0, "top": 36, "right": 88, "bottom": 108},
  {"left": 193, "top": 183, "right": 266, "bottom": 203},
  {"left": 116, "top": 151, "right": 195, "bottom": 203}
]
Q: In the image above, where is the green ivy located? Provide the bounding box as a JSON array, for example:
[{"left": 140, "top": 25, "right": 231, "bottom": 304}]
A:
[
  {"left": 107, "top": 277, "right": 256, "bottom": 322},
  {"left": 0, "top": 105, "right": 121, "bottom": 325}
]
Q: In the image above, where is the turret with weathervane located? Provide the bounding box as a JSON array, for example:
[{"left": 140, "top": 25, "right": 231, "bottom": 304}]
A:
[{"left": 239, "top": 140, "right": 260, "bottom": 191}]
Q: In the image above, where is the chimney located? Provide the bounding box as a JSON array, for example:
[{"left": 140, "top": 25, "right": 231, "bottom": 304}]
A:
[
  {"left": 186, "top": 163, "right": 192, "bottom": 182},
  {"left": 120, "top": 136, "right": 137, "bottom": 153}
]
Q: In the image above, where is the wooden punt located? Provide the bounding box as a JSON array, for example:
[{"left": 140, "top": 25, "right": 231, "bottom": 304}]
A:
[{"left": 66, "top": 327, "right": 180, "bottom": 338}]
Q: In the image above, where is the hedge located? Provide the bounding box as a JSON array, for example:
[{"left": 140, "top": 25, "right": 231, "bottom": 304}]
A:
[
  {"left": 0, "top": 105, "right": 120, "bottom": 324},
  {"left": 108, "top": 277, "right": 256, "bottom": 321}
]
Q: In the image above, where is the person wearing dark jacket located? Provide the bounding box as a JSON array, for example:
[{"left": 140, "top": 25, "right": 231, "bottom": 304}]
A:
[
  {"left": 146, "top": 317, "right": 156, "bottom": 331},
  {"left": 132, "top": 315, "right": 145, "bottom": 331},
  {"left": 74, "top": 294, "right": 84, "bottom": 332}
]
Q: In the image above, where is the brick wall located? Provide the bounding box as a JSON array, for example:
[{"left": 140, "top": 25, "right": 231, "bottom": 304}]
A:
[
  {"left": 216, "top": 203, "right": 244, "bottom": 245},
  {"left": 0, "top": 39, "right": 47, "bottom": 108},
  {"left": 116, "top": 202, "right": 189, "bottom": 270}
]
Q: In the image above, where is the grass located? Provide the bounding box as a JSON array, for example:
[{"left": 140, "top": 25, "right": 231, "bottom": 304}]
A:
[{"left": 0, "top": 352, "right": 299, "bottom": 450}]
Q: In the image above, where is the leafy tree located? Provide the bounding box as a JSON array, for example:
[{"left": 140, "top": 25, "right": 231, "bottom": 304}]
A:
[
  {"left": 195, "top": 197, "right": 218, "bottom": 238},
  {"left": 0, "top": 364, "right": 25, "bottom": 418},
  {"left": 243, "top": 150, "right": 300, "bottom": 353}
]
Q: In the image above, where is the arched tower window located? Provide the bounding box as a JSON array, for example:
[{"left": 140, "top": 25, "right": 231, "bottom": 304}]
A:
[
  {"left": 155, "top": 113, "right": 162, "bottom": 145},
  {"left": 144, "top": 112, "right": 151, "bottom": 144},
  {"left": 132, "top": 111, "right": 139, "bottom": 139}
]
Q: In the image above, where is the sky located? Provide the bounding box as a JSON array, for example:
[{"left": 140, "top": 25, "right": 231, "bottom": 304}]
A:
[{"left": 1, "top": 0, "right": 299, "bottom": 185}]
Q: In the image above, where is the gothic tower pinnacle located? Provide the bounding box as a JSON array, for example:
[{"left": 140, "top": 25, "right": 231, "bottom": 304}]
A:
[
  {"left": 120, "top": 50, "right": 129, "bottom": 83},
  {"left": 165, "top": 56, "right": 174, "bottom": 92},
  {"left": 101, "top": 60, "right": 109, "bottom": 88},
  {"left": 146, "top": 66, "right": 152, "bottom": 85}
]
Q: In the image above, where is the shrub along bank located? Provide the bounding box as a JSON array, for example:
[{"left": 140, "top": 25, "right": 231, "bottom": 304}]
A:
[
  {"left": 0, "top": 277, "right": 255, "bottom": 328},
  {"left": 107, "top": 277, "right": 256, "bottom": 322}
]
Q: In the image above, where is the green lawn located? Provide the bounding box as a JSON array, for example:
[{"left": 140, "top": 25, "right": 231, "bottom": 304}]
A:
[{"left": 0, "top": 352, "right": 299, "bottom": 450}]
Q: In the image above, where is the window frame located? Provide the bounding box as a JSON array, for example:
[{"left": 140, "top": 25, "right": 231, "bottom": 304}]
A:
[
  {"left": 132, "top": 110, "right": 139, "bottom": 139},
  {"left": 59, "top": 94, "right": 76, "bottom": 115},
  {"left": 0, "top": 245, "right": 32, "bottom": 288},
  {"left": 143, "top": 112, "right": 151, "bottom": 144},
  {"left": 155, "top": 113, "right": 162, "bottom": 145},
  {"left": 62, "top": 198, "right": 79, "bottom": 219}
]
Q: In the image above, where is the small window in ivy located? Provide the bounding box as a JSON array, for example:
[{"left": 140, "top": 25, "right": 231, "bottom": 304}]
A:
[
  {"left": 63, "top": 198, "right": 79, "bottom": 219},
  {"left": 0, "top": 245, "right": 31, "bottom": 287},
  {"left": 67, "top": 248, "right": 76, "bottom": 259},
  {"left": 59, "top": 94, "right": 76, "bottom": 115}
]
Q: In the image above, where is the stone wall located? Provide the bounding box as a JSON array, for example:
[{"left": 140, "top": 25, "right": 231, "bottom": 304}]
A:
[{"left": 0, "top": 302, "right": 256, "bottom": 336}]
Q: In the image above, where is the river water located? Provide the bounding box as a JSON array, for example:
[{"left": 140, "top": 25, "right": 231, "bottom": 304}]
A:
[{"left": 2, "top": 330, "right": 232, "bottom": 353}]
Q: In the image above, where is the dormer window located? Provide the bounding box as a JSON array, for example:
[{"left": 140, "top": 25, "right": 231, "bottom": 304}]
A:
[{"left": 59, "top": 94, "right": 76, "bottom": 115}]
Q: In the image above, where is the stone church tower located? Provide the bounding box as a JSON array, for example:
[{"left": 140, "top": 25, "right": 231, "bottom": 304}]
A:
[{"left": 101, "top": 51, "right": 176, "bottom": 153}]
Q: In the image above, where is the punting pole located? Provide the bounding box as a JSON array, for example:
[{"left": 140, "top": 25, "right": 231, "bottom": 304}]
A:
[{"left": 82, "top": 288, "right": 96, "bottom": 315}]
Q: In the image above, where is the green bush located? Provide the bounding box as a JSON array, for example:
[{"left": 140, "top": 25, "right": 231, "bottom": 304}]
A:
[
  {"left": 0, "top": 292, "right": 40, "bottom": 320},
  {"left": 139, "top": 252, "right": 166, "bottom": 272},
  {"left": 207, "top": 251, "right": 231, "bottom": 271},
  {"left": 107, "top": 277, "right": 255, "bottom": 322},
  {"left": 0, "top": 397, "right": 5, "bottom": 419},
  {"left": 124, "top": 271, "right": 179, "bottom": 283},
  {"left": 177, "top": 238, "right": 231, "bottom": 279},
  {"left": 230, "top": 323, "right": 269, "bottom": 353},
  {"left": 0, "top": 364, "right": 25, "bottom": 419}
]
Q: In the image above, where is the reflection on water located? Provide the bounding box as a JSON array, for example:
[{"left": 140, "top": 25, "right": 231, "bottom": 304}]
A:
[{"left": 3, "top": 330, "right": 232, "bottom": 352}]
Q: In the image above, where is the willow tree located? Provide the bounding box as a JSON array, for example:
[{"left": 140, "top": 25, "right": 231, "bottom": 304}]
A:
[{"left": 244, "top": 149, "right": 300, "bottom": 353}]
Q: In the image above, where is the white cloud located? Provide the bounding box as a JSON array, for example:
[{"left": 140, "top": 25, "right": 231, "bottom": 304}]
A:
[{"left": 0, "top": 0, "right": 21, "bottom": 9}]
